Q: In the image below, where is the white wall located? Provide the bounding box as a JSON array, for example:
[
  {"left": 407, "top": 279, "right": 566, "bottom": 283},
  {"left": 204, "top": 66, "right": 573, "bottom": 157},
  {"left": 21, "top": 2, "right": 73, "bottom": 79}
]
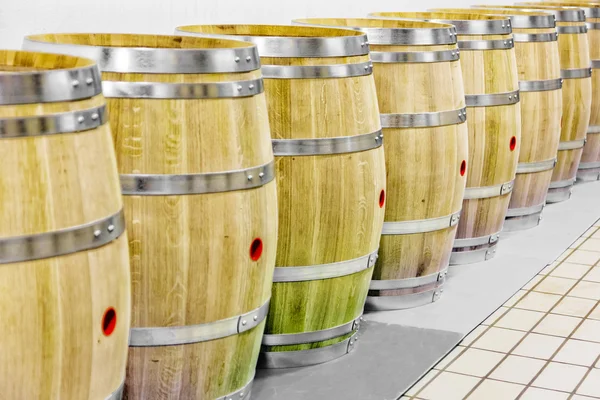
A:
[{"left": 0, "top": 0, "right": 513, "bottom": 49}]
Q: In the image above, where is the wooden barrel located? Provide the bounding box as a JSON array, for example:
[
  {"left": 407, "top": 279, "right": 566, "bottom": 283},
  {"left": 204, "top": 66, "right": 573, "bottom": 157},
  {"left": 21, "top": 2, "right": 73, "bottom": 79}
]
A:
[
  {"left": 0, "top": 50, "right": 129, "bottom": 399},
  {"left": 24, "top": 34, "right": 278, "bottom": 399},
  {"left": 442, "top": 8, "right": 562, "bottom": 231},
  {"left": 176, "top": 25, "right": 385, "bottom": 368},
  {"left": 372, "top": 11, "right": 521, "bottom": 264},
  {"left": 486, "top": 5, "right": 592, "bottom": 202},
  {"left": 294, "top": 18, "right": 468, "bottom": 310},
  {"left": 536, "top": 1, "right": 600, "bottom": 181}
]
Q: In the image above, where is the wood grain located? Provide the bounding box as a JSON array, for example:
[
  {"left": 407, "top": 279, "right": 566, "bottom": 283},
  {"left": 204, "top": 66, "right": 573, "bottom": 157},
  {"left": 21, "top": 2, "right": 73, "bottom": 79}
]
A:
[
  {"left": 458, "top": 8, "right": 563, "bottom": 213},
  {"left": 23, "top": 34, "right": 278, "bottom": 399},
  {"left": 294, "top": 18, "right": 468, "bottom": 286},
  {"left": 0, "top": 50, "right": 129, "bottom": 400},
  {"left": 372, "top": 12, "right": 521, "bottom": 244},
  {"left": 177, "top": 25, "right": 386, "bottom": 351},
  {"left": 480, "top": 6, "right": 592, "bottom": 192}
]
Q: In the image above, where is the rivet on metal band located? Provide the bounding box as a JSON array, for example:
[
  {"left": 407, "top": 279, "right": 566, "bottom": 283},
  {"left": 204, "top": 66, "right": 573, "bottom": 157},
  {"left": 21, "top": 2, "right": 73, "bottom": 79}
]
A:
[
  {"left": 261, "top": 61, "right": 373, "bottom": 79},
  {"left": 272, "top": 250, "right": 378, "bottom": 282},
  {"left": 369, "top": 268, "right": 447, "bottom": 291},
  {"left": 519, "top": 78, "right": 562, "bottom": 93},
  {"left": 453, "top": 232, "right": 501, "bottom": 248},
  {"left": 381, "top": 211, "right": 461, "bottom": 235},
  {"left": 0, "top": 105, "right": 107, "bottom": 138},
  {"left": 458, "top": 39, "right": 514, "bottom": 51},
  {"left": 120, "top": 160, "right": 275, "bottom": 195},
  {"left": 590, "top": 126, "right": 600, "bottom": 134},
  {"left": 355, "top": 27, "right": 458, "bottom": 45},
  {"left": 561, "top": 68, "right": 593, "bottom": 80},
  {"left": 512, "top": 32, "right": 558, "bottom": 43},
  {"left": 516, "top": 158, "right": 557, "bottom": 174},
  {"left": 587, "top": 22, "right": 600, "bottom": 31},
  {"left": 558, "top": 139, "right": 586, "bottom": 151},
  {"left": 102, "top": 78, "right": 264, "bottom": 99},
  {"left": 465, "top": 90, "right": 520, "bottom": 107},
  {"left": 549, "top": 177, "right": 576, "bottom": 189},
  {"left": 105, "top": 382, "right": 124, "bottom": 400},
  {"left": 258, "top": 331, "right": 358, "bottom": 369},
  {"left": 380, "top": 107, "right": 467, "bottom": 129},
  {"left": 217, "top": 377, "right": 253, "bottom": 400},
  {"left": 0, "top": 209, "right": 125, "bottom": 264},
  {"left": 272, "top": 129, "right": 383, "bottom": 156},
  {"left": 129, "top": 299, "right": 270, "bottom": 347},
  {"left": 0, "top": 64, "right": 102, "bottom": 105},
  {"left": 506, "top": 202, "right": 545, "bottom": 218},
  {"left": 262, "top": 315, "right": 362, "bottom": 346},
  {"left": 176, "top": 29, "right": 370, "bottom": 58},
  {"left": 463, "top": 180, "right": 514, "bottom": 200},
  {"left": 370, "top": 49, "right": 460, "bottom": 63},
  {"left": 556, "top": 25, "right": 588, "bottom": 34},
  {"left": 23, "top": 38, "right": 261, "bottom": 74},
  {"left": 579, "top": 161, "right": 600, "bottom": 170}
]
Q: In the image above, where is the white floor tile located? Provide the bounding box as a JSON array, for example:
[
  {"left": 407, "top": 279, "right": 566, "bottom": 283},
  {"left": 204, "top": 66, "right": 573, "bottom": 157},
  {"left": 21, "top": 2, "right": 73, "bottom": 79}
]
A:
[{"left": 532, "top": 362, "right": 588, "bottom": 392}]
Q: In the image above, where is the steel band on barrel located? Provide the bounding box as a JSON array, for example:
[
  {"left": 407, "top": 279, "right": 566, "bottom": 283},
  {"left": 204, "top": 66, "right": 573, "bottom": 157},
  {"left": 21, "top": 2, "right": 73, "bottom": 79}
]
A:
[
  {"left": 463, "top": 181, "right": 514, "bottom": 200},
  {"left": 370, "top": 49, "right": 459, "bottom": 63},
  {"left": 0, "top": 209, "right": 125, "bottom": 264},
  {"left": 380, "top": 107, "right": 466, "bottom": 128},
  {"left": 262, "top": 315, "right": 362, "bottom": 346},
  {"left": 512, "top": 32, "right": 558, "bottom": 43},
  {"left": 556, "top": 25, "right": 588, "bottom": 34},
  {"left": 561, "top": 68, "right": 592, "bottom": 80},
  {"left": 102, "top": 78, "right": 264, "bottom": 99},
  {"left": 0, "top": 105, "right": 107, "bottom": 138},
  {"left": 381, "top": 212, "right": 460, "bottom": 235},
  {"left": 519, "top": 78, "right": 562, "bottom": 92},
  {"left": 129, "top": 300, "right": 270, "bottom": 347},
  {"left": 558, "top": 139, "right": 586, "bottom": 151},
  {"left": 120, "top": 160, "right": 275, "bottom": 195},
  {"left": 261, "top": 61, "right": 373, "bottom": 79},
  {"left": 355, "top": 26, "right": 457, "bottom": 45},
  {"left": 516, "top": 158, "right": 557, "bottom": 173},
  {"left": 506, "top": 202, "right": 545, "bottom": 218},
  {"left": 465, "top": 90, "right": 519, "bottom": 107},
  {"left": 23, "top": 37, "right": 261, "bottom": 73},
  {"left": 549, "top": 178, "right": 576, "bottom": 189},
  {"left": 0, "top": 64, "right": 102, "bottom": 104},
  {"left": 272, "top": 250, "right": 378, "bottom": 282},
  {"left": 272, "top": 129, "right": 383, "bottom": 156},
  {"left": 458, "top": 38, "right": 514, "bottom": 50}
]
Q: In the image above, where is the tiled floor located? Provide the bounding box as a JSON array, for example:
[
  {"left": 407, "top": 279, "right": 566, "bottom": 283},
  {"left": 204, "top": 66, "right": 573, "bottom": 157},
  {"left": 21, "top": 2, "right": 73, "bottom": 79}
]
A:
[{"left": 402, "top": 219, "right": 600, "bottom": 400}]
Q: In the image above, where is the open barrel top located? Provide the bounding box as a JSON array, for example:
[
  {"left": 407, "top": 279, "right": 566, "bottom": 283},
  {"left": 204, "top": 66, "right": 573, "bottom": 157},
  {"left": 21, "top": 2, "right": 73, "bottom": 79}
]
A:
[
  {"left": 293, "top": 18, "right": 458, "bottom": 45},
  {"left": 23, "top": 33, "right": 261, "bottom": 73}
]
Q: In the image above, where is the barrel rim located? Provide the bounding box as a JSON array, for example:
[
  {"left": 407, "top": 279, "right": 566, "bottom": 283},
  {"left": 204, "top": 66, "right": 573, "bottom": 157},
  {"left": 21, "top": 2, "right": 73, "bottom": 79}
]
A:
[
  {"left": 476, "top": 5, "right": 586, "bottom": 22},
  {"left": 430, "top": 8, "right": 557, "bottom": 28},
  {"left": 292, "top": 18, "right": 458, "bottom": 45},
  {"left": 176, "top": 24, "right": 370, "bottom": 58},
  {"left": 23, "top": 33, "right": 262, "bottom": 74},
  {"left": 369, "top": 12, "right": 513, "bottom": 35},
  {"left": 0, "top": 50, "right": 102, "bottom": 104},
  {"left": 537, "top": 2, "right": 600, "bottom": 18},
  {"left": 437, "top": 8, "right": 557, "bottom": 28}
]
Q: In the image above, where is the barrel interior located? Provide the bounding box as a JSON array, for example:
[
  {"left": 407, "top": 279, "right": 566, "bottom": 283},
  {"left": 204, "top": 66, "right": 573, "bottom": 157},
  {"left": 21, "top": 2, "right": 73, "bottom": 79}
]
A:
[
  {"left": 26, "top": 33, "right": 254, "bottom": 49},
  {"left": 0, "top": 49, "right": 94, "bottom": 71},
  {"left": 177, "top": 24, "right": 365, "bottom": 38}
]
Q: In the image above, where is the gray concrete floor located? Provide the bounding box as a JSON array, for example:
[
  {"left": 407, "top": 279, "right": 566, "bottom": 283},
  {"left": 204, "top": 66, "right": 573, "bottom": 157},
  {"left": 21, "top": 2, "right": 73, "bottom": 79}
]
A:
[{"left": 253, "top": 180, "right": 600, "bottom": 400}]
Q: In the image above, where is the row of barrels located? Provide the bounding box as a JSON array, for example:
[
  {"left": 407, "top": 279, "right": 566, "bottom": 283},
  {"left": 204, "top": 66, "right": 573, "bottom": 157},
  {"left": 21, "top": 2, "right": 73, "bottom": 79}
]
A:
[{"left": 1, "top": 2, "right": 597, "bottom": 399}]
